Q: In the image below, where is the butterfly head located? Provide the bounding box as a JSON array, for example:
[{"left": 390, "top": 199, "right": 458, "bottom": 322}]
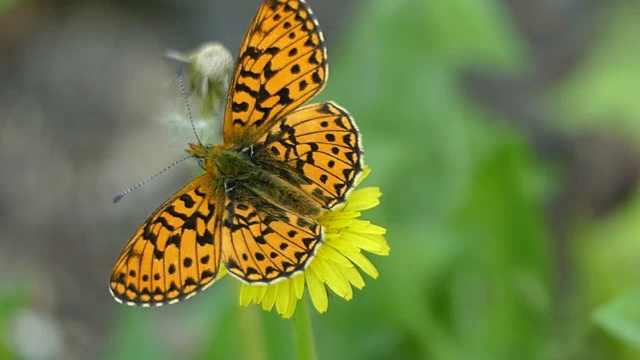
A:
[{"left": 187, "top": 142, "right": 221, "bottom": 171}]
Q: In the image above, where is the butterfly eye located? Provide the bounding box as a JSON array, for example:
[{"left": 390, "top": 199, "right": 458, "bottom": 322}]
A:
[{"left": 197, "top": 158, "right": 205, "bottom": 169}]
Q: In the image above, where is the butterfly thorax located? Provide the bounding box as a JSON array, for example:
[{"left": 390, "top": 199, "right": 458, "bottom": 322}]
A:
[{"left": 187, "top": 142, "right": 323, "bottom": 219}]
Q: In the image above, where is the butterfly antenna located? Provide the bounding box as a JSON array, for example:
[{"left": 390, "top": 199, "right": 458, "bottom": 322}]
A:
[
  {"left": 113, "top": 155, "right": 195, "bottom": 204},
  {"left": 177, "top": 67, "right": 202, "bottom": 145}
]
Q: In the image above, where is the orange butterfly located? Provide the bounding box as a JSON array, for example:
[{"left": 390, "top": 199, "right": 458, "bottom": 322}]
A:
[{"left": 110, "top": 0, "right": 363, "bottom": 306}]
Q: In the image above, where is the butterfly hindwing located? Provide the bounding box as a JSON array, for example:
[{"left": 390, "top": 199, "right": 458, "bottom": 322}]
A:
[
  {"left": 255, "top": 102, "right": 363, "bottom": 210},
  {"left": 221, "top": 184, "right": 322, "bottom": 283},
  {"left": 110, "top": 174, "right": 224, "bottom": 306},
  {"left": 224, "top": 0, "right": 328, "bottom": 145}
]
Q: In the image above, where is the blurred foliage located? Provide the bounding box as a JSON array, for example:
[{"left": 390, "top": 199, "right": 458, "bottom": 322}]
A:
[
  {"left": 552, "top": 2, "right": 640, "bottom": 145},
  {"left": 104, "top": 0, "right": 640, "bottom": 359},
  {"left": 551, "top": 1, "right": 640, "bottom": 357},
  {"left": 0, "top": 0, "right": 22, "bottom": 14},
  {"left": 0, "top": 291, "right": 27, "bottom": 360},
  {"left": 593, "top": 290, "right": 640, "bottom": 351},
  {"left": 577, "top": 192, "right": 640, "bottom": 358}
]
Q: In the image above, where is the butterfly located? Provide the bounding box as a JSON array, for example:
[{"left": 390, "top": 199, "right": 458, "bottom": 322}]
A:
[{"left": 110, "top": 0, "right": 363, "bottom": 306}]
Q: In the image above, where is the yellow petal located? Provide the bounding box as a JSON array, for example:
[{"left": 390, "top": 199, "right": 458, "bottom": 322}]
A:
[
  {"left": 283, "top": 288, "right": 297, "bottom": 319},
  {"left": 321, "top": 210, "right": 361, "bottom": 222},
  {"left": 317, "top": 244, "right": 353, "bottom": 268},
  {"left": 293, "top": 273, "right": 305, "bottom": 300},
  {"left": 338, "top": 249, "right": 379, "bottom": 279},
  {"left": 261, "top": 286, "right": 277, "bottom": 311},
  {"left": 343, "top": 187, "right": 382, "bottom": 212},
  {"left": 314, "top": 256, "right": 352, "bottom": 300},
  {"left": 251, "top": 284, "right": 268, "bottom": 305},
  {"left": 305, "top": 265, "right": 328, "bottom": 313},
  {"left": 348, "top": 221, "right": 387, "bottom": 235},
  {"left": 322, "top": 218, "right": 358, "bottom": 230},
  {"left": 239, "top": 285, "right": 254, "bottom": 306},
  {"left": 328, "top": 236, "right": 362, "bottom": 255},
  {"left": 337, "top": 263, "right": 366, "bottom": 290},
  {"left": 275, "top": 280, "right": 290, "bottom": 315},
  {"left": 342, "top": 230, "right": 388, "bottom": 254}
]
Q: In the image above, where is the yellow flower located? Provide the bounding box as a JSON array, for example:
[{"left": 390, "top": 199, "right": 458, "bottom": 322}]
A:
[{"left": 238, "top": 167, "right": 388, "bottom": 319}]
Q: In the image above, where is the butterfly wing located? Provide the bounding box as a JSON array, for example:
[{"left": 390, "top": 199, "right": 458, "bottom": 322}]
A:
[
  {"left": 110, "top": 174, "right": 224, "bottom": 306},
  {"left": 223, "top": 0, "right": 328, "bottom": 145},
  {"left": 254, "top": 102, "right": 363, "bottom": 210},
  {"left": 221, "top": 183, "right": 322, "bottom": 283}
]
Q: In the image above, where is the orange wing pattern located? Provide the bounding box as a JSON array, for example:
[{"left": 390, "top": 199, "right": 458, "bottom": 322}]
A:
[
  {"left": 110, "top": 174, "right": 224, "bottom": 306},
  {"left": 111, "top": 0, "right": 361, "bottom": 305},
  {"left": 255, "top": 102, "right": 363, "bottom": 209},
  {"left": 221, "top": 184, "right": 322, "bottom": 283},
  {"left": 223, "top": 0, "right": 328, "bottom": 145}
]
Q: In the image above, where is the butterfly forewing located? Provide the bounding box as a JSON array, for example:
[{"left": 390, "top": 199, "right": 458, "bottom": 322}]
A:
[
  {"left": 110, "top": 174, "right": 224, "bottom": 306},
  {"left": 224, "top": 0, "right": 328, "bottom": 145},
  {"left": 221, "top": 185, "right": 322, "bottom": 283}
]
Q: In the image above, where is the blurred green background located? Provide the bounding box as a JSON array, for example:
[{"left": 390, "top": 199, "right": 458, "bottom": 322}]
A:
[{"left": 2, "top": 0, "right": 640, "bottom": 359}]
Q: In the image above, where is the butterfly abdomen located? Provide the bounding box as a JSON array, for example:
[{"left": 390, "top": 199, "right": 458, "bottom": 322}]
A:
[{"left": 214, "top": 149, "right": 322, "bottom": 218}]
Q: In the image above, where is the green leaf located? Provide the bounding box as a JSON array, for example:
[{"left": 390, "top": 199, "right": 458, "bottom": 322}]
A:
[{"left": 593, "top": 290, "right": 640, "bottom": 349}]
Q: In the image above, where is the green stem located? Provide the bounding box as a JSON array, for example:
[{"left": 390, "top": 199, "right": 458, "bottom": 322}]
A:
[
  {"left": 239, "top": 304, "right": 267, "bottom": 360},
  {"left": 293, "top": 298, "right": 317, "bottom": 360}
]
